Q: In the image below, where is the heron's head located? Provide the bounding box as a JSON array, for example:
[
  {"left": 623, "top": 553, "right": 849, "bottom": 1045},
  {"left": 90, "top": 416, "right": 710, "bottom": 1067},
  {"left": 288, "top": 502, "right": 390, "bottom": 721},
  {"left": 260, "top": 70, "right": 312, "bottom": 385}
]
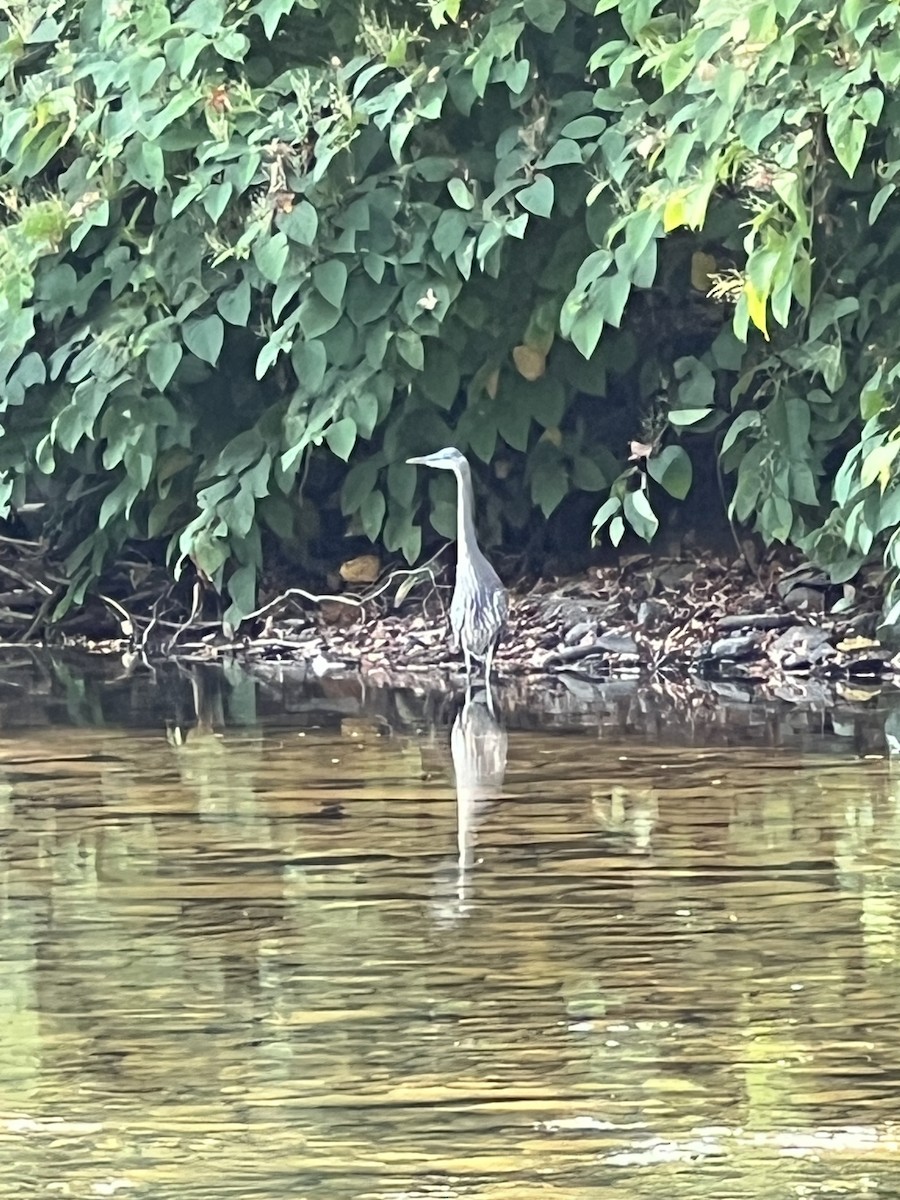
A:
[{"left": 406, "top": 447, "right": 467, "bottom": 471}]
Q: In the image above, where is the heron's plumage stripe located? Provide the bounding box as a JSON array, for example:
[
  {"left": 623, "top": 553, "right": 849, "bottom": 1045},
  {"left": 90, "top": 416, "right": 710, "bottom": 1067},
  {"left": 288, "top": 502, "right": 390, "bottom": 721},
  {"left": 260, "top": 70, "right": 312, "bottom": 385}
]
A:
[{"left": 450, "top": 565, "right": 507, "bottom": 659}]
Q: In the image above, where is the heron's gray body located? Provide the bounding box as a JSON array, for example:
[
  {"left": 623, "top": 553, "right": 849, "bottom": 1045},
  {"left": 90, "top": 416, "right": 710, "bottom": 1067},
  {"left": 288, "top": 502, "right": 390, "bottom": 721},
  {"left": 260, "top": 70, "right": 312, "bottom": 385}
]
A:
[
  {"left": 406, "top": 447, "right": 508, "bottom": 703},
  {"left": 450, "top": 553, "right": 507, "bottom": 660}
]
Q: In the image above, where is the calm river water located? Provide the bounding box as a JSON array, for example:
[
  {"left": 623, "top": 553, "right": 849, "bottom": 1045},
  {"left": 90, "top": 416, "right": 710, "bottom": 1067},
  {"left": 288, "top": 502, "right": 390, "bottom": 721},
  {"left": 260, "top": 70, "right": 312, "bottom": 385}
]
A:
[{"left": 0, "top": 654, "right": 899, "bottom": 1198}]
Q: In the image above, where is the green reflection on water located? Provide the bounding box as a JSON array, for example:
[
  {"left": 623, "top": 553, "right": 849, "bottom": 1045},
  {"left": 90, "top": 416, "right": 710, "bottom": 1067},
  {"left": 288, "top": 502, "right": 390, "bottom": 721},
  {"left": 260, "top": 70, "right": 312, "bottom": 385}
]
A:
[{"left": 0, "top": 663, "right": 898, "bottom": 1198}]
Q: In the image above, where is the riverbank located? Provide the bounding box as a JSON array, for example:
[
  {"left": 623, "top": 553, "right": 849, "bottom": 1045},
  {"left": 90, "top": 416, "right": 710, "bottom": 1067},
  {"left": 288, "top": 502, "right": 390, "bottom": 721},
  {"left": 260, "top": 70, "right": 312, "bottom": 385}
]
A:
[
  {"left": 2, "top": 530, "right": 896, "bottom": 708},
  {"left": 135, "top": 550, "right": 898, "bottom": 708}
]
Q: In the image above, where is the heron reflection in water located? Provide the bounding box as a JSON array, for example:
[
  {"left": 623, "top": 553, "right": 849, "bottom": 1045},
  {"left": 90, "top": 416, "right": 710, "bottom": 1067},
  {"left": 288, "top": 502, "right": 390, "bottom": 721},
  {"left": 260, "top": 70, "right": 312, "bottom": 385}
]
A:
[
  {"left": 430, "top": 688, "right": 508, "bottom": 924},
  {"left": 406, "top": 448, "right": 508, "bottom": 714}
]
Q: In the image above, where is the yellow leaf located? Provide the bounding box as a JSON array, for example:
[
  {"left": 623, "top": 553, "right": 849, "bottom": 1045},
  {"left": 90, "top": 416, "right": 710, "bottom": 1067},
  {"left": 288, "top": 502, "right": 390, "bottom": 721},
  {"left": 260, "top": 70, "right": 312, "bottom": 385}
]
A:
[
  {"left": 512, "top": 344, "right": 546, "bottom": 380},
  {"left": 339, "top": 554, "right": 380, "bottom": 584},
  {"left": 836, "top": 683, "right": 880, "bottom": 703},
  {"left": 683, "top": 176, "right": 715, "bottom": 229},
  {"left": 836, "top": 637, "right": 880, "bottom": 652},
  {"left": 691, "top": 251, "right": 717, "bottom": 291},
  {"left": 860, "top": 441, "right": 900, "bottom": 491},
  {"left": 540, "top": 426, "right": 563, "bottom": 446},
  {"left": 744, "top": 278, "right": 769, "bottom": 339},
  {"left": 485, "top": 368, "right": 500, "bottom": 399},
  {"left": 663, "top": 191, "right": 688, "bottom": 231}
]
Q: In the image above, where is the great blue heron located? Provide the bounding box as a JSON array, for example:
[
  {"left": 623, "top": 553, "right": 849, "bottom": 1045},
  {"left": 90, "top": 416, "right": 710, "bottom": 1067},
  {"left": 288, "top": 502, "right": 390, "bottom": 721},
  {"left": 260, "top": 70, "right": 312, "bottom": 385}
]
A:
[{"left": 406, "top": 448, "right": 508, "bottom": 699}]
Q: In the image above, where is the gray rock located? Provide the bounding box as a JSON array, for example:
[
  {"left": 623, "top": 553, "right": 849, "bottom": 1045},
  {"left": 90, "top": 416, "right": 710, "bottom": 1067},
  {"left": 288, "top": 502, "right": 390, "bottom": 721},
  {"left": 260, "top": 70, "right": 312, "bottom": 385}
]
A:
[
  {"left": 564, "top": 620, "right": 595, "bottom": 646},
  {"left": 715, "top": 612, "right": 795, "bottom": 632},
  {"left": 770, "top": 625, "right": 833, "bottom": 659},
  {"left": 596, "top": 632, "right": 639, "bottom": 656},
  {"left": 784, "top": 585, "right": 825, "bottom": 612},
  {"left": 709, "top": 633, "right": 762, "bottom": 660},
  {"left": 636, "top": 598, "right": 669, "bottom": 628}
]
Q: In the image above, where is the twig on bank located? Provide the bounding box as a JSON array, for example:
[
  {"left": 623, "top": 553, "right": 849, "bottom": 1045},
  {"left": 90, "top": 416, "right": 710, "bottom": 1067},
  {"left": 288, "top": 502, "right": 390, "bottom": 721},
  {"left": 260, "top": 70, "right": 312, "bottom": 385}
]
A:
[
  {"left": 0, "top": 561, "right": 53, "bottom": 595},
  {"left": 98, "top": 594, "right": 135, "bottom": 639},
  {"left": 140, "top": 585, "right": 175, "bottom": 652},
  {"left": 164, "top": 580, "right": 206, "bottom": 653},
  {"left": 19, "top": 590, "right": 57, "bottom": 643},
  {"left": 244, "top": 549, "right": 448, "bottom": 623}
]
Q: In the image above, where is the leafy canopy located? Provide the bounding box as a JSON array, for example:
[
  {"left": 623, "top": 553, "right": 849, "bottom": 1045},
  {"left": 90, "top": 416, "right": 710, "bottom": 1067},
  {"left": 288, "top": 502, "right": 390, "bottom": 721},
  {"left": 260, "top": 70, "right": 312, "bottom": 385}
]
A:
[{"left": 4, "top": 0, "right": 900, "bottom": 624}]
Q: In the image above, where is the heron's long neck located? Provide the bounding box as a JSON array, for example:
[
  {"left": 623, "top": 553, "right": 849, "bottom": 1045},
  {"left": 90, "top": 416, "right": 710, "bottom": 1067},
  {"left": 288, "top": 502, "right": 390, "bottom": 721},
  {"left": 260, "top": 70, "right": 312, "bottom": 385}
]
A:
[{"left": 453, "top": 463, "right": 480, "bottom": 562}]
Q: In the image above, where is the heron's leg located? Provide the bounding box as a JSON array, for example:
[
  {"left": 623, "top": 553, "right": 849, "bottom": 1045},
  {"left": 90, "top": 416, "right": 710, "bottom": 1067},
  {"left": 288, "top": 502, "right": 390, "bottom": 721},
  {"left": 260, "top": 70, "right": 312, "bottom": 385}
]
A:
[{"left": 462, "top": 643, "right": 473, "bottom": 683}]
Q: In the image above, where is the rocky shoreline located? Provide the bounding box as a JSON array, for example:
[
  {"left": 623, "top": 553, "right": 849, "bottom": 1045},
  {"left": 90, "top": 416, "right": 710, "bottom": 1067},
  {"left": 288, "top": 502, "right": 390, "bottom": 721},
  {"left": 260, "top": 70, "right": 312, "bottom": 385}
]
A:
[
  {"left": 2, "top": 522, "right": 895, "bottom": 710},
  {"left": 142, "top": 552, "right": 898, "bottom": 710}
]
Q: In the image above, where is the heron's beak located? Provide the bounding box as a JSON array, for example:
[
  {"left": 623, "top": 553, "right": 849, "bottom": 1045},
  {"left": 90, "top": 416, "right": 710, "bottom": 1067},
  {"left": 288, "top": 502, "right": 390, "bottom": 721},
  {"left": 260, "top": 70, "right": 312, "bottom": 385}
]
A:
[{"left": 406, "top": 453, "right": 438, "bottom": 467}]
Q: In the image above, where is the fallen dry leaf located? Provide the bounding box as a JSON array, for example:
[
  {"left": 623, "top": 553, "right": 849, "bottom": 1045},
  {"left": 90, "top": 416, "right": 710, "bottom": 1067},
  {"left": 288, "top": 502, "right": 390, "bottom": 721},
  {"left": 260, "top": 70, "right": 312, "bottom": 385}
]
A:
[
  {"left": 836, "top": 636, "right": 880, "bottom": 652},
  {"left": 340, "top": 554, "right": 380, "bottom": 584}
]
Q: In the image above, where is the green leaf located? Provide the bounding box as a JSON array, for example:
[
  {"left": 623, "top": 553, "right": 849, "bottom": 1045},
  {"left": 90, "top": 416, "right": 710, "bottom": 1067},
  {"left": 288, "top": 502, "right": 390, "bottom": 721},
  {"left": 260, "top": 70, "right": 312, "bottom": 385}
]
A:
[
  {"left": 280, "top": 200, "right": 318, "bottom": 245},
  {"left": 225, "top": 562, "right": 257, "bottom": 628},
  {"left": 592, "top": 494, "right": 622, "bottom": 540},
  {"left": 531, "top": 457, "right": 568, "bottom": 516},
  {"left": 217, "top": 279, "right": 251, "bottom": 326},
  {"left": 124, "top": 138, "right": 165, "bottom": 190},
  {"left": 827, "top": 108, "right": 867, "bottom": 178},
  {"left": 648, "top": 445, "right": 693, "bottom": 500},
  {"left": 560, "top": 115, "right": 607, "bottom": 139},
  {"left": 517, "top": 174, "right": 554, "bottom": 217},
  {"left": 498, "top": 393, "right": 532, "bottom": 451},
  {"left": 524, "top": 0, "right": 566, "bottom": 32},
  {"left": 387, "top": 461, "right": 417, "bottom": 506},
  {"left": 254, "top": 0, "right": 301, "bottom": 37},
  {"left": 396, "top": 330, "right": 424, "bottom": 371},
  {"left": 183, "top": 315, "right": 224, "bottom": 365},
  {"left": 569, "top": 308, "right": 604, "bottom": 360},
  {"left": 668, "top": 407, "right": 715, "bottom": 427},
  {"left": 342, "top": 459, "right": 379, "bottom": 514},
  {"left": 292, "top": 339, "right": 327, "bottom": 393},
  {"left": 254, "top": 231, "right": 290, "bottom": 283},
  {"left": 361, "top": 488, "right": 387, "bottom": 541},
  {"left": 326, "top": 417, "right": 357, "bottom": 461},
  {"left": 314, "top": 260, "right": 349, "bottom": 308},
  {"left": 147, "top": 342, "right": 183, "bottom": 391},
  {"left": 99, "top": 478, "right": 134, "bottom": 531},
  {"left": 363, "top": 253, "right": 385, "bottom": 282},
  {"left": 433, "top": 209, "right": 468, "bottom": 259},
  {"left": 256, "top": 330, "right": 289, "bottom": 379},
  {"left": 181, "top": 0, "right": 225, "bottom": 30},
  {"left": 35, "top": 434, "right": 55, "bottom": 474},
  {"left": 538, "top": 139, "right": 584, "bottom": 168},
  {"left": 349, "top": 388, "right": 380, "bottom": 437},
  {"left": 214, "top": 29, "right": 249, "bottom": 61},
  {"left": 675, "top": 356, "right": 715, "bottom": 408},
  {"left": 870, "top": 183, "right": 895, "bottom": 225},
  {"left": 298, "top": 295, "right": 341, "bottom": 339},
  {"left": 447, "top": 177, "right": 475, "bottom": 210},
  {"left": 572, "top": 456, "right": 609, "bottom": 491},
  {"left": 527, "top": 376, "right": 566, "bottom": 428},
  {"left": 623, "top": 488, "right": 659, "bottom": 541},
  {"left": 856, "top": 86, "right": 884, "bottom": 126},
  {"left": 421, "top": 344, "right": 460, "bottom": 409}
]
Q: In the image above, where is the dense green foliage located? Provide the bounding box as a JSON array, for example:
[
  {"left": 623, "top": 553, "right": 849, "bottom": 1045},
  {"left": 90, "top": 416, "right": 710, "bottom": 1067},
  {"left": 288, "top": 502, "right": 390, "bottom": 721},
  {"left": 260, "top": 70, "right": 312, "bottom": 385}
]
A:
[{"left": 4, "top": 0, "right": 900, "bottom": 624}]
